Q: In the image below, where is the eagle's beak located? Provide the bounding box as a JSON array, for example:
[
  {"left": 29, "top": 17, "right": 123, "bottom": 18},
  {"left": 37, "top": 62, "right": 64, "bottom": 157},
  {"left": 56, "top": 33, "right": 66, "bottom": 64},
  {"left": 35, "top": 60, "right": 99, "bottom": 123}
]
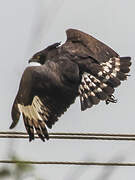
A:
[
  {"left": 28, "top": 58, "right": 38, "bottom": 63},
  {"left": 28, "top": 59, "right": 32, "bottom": 63}
]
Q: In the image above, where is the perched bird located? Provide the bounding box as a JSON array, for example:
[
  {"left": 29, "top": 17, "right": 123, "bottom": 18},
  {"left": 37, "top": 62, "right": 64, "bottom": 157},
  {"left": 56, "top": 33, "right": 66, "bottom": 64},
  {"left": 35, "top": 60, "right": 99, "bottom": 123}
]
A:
[{"left": 10, "top": 29, "right": 131, "bottom": 141}]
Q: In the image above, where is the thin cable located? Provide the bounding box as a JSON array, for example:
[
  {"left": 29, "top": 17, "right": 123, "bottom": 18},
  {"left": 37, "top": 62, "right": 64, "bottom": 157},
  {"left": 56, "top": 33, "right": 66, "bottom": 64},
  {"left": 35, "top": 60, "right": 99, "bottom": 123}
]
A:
[
  {"left": 0, "top": 160, "right": 135, "bottom": 166},
  {"left": 1, "top": 131, "right": 135, "bottom": 137},
  {"left": 1, "top": 132, "right": 135, "bottom": 141},
  {"left": 0, "top": 135, "right": 135, "bottom": 141}
]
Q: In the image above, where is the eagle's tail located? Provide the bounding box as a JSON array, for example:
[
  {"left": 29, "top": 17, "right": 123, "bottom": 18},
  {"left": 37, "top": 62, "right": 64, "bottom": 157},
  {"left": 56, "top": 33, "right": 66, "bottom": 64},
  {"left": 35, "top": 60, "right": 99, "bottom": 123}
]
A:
[{"left": 79, "top": 57, "right": 131, "bottom": 111}]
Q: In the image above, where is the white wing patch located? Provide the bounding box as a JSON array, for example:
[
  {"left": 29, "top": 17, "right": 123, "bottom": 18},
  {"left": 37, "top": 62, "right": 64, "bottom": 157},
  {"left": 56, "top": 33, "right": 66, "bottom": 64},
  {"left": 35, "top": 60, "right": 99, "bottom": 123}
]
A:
[
  {"left": 18, "top": 96, "right": 48, "bottom": 122},
  {"left": 18, "top": 96, "right": 50, "bottom": 141}
]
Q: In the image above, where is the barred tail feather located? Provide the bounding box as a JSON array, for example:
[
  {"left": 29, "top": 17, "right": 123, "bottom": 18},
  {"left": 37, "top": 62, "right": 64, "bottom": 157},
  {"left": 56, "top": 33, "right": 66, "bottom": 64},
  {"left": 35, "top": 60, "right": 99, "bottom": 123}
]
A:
[
  {"left": 80, "top": 96, "right": 92, "bottom": 111},
  {"left": 89, "top": 95, "right": 100, "bottom": 105},
  {"left": 120, "top": 57, "right": 131, "bottom": 73},
  {"left": 79, "top": 73, "right": 113, "bottom": 111},
  {"left": 79, "top": 56, "right": 131, "bottom": 111}
]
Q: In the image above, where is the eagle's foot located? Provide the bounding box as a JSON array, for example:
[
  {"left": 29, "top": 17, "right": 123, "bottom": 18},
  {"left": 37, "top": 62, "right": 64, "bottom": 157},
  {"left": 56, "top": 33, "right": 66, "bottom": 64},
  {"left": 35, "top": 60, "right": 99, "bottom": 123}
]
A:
[{"left": 106, "top": 95, "right": 117, "bottom": 105}]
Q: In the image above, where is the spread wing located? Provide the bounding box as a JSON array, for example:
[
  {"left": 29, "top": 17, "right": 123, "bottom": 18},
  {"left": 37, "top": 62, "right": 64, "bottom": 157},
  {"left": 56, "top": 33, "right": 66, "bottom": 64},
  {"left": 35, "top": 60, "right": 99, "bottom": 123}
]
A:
[
  {"left": 61, "top": 29, "right": 131, "bottom": 110},
  {"left": 10, "top": 61, "right": 78, "bottom": 141},
  {"left": 63, "top": 28, "right": 119, "bottom": 63}
]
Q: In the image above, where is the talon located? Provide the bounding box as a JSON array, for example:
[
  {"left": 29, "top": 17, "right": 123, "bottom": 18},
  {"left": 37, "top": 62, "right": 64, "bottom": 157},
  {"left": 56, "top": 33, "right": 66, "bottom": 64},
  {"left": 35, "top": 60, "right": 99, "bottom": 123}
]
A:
[{"left": 106, "top": 95, "right": 117, "bottom": 104}]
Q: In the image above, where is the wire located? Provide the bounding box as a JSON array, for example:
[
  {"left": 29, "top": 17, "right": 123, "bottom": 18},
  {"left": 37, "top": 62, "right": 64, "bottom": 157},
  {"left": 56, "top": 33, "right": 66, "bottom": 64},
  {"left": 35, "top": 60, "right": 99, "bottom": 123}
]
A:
[
  {"left": 0, "top": 160, "right": 135, "bottom": 166},
  {"left": 1, "top": 132, "right": 135, "bottom": 141},
  {"left": 1, "top": 131, "right": 135, "bottom": 137},
  {"left": 1, "top": 132, "right": 135, "bottom": 167}
]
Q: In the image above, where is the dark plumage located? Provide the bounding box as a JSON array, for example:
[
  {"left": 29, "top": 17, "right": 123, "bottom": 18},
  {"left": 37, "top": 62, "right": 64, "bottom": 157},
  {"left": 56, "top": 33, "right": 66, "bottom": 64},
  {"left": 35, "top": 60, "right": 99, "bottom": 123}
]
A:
[{"left": 10, "top": 29, "right": 132, "bottom": 141}]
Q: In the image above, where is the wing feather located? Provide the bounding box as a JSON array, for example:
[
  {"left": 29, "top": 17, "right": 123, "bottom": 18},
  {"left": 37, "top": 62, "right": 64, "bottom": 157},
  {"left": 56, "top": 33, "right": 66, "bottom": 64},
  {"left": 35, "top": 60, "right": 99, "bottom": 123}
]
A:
[
  {"left": 10, "top": 61, "right": 78, "bottom": 141},
  {"left": 62, "top": 29, "right": 131, "bottom": 110},
  {"left": 65, "top": 28, "right": 119, "bottom": 63}
]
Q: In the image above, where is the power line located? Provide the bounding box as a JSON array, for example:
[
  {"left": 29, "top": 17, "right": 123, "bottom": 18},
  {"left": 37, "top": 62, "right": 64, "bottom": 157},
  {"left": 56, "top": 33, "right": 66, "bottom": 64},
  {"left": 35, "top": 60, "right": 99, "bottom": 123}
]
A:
[
  {"left": 1, "top": 131, "right": 135, "bottom": 141},
  {"left": 1, "top": 132, "right": 135, "bottom": 167},
  {"left": 0, "top": 160, "right": 135, "bottom": 166},
  {"left": 1, "top": 131, "right": 135, "bottom": 137}
]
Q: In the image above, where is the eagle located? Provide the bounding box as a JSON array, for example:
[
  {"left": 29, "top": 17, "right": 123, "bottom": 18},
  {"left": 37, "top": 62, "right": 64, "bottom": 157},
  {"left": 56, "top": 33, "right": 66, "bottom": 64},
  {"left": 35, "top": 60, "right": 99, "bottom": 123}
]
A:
[{"left": 10, "top": 29, "right": 131, "bottom": 141}]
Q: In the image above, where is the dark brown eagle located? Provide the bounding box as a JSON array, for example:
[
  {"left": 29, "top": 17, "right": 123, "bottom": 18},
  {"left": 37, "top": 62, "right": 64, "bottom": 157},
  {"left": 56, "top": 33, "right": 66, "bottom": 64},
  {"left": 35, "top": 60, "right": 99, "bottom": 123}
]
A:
[{"left": 10, "top": 29, "right": 131, "bottom": 141}]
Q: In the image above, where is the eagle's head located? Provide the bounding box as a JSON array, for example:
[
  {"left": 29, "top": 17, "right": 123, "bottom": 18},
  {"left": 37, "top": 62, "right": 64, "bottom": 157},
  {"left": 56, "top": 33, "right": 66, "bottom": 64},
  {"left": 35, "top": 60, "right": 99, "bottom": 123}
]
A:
[
  {"left": 29, "top": 52, "right": 46, "bottom": 65},
  {"left": 29, "top": 42, "right": 61, "bottom": 65}
]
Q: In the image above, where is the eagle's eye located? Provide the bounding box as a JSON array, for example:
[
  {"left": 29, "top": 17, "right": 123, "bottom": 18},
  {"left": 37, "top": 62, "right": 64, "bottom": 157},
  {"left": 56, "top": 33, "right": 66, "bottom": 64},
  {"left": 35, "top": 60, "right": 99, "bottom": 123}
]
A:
[
  {"left": 36, "top": 55, "right": 40, "bottom": 59},
  {"left": 35, "top": 54, "right": 45, "bottom": 65}
]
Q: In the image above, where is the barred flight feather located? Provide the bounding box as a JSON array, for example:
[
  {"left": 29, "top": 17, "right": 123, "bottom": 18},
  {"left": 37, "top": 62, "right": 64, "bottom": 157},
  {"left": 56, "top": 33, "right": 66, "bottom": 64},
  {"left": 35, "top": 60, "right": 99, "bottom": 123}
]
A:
[
  {"left": 18, "top": 96, "right": 49, "bottom": 141},
  {"left": 79, "top": 57, "right": 131, "bottom": 111}
]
